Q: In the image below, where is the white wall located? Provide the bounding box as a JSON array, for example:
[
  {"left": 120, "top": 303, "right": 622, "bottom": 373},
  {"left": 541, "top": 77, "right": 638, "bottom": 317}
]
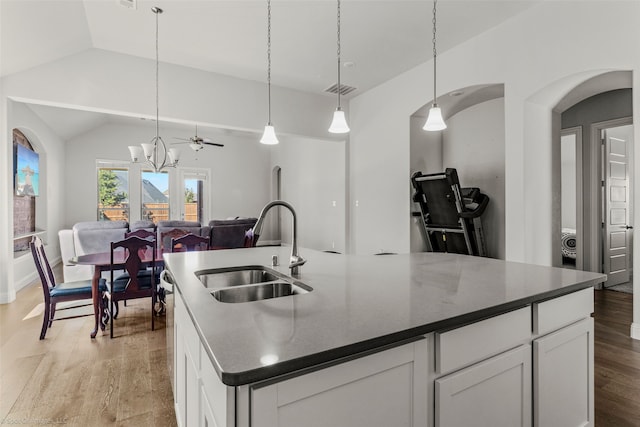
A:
[
  {"left": 560, "top": 133, "right": 577, "bottom": 230},
  {"left": 348, "top": 1, "right": 640, "bottom": 337},
  {"left": 64, "top": 122, "right": 273, "bottom": 227},
  {"left": 349, "top": 1, "right": 640, "bottom": 260},
  {"left": 443, "top": 98, "right": 505, "bottom": 259},
  {"left": 6, "top": 101, "right": 67, "bottom": 298},
  {"left": 0, "top": 48, "right": 338, "bottom": 302},
  {"left": 271, "top": 137, "right": 346, "bottom": 253}
]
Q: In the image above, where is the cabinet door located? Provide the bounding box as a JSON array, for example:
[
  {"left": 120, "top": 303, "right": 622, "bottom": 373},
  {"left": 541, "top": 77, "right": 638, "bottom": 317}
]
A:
[
  {"left": 201, "top": 383, "right": 218, "bottom": 427},
  {"left": 252, "top": 340, "right": 428, "bottom": 427},
  {"left": 435, "top": 344, "right": 531, "bottom": 427},
  {"left": 533, "top": 317, "right": 594, "bottom": 427},
  {"left": 175, "top": 297, "right": 186, "bottom": 427}
]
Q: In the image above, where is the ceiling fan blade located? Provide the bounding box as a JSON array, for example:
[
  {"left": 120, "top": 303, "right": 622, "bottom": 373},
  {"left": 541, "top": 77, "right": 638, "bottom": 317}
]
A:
[
  {"left": 170, "top": 141, "right": 191, "bottom": 145},
  {"left": 203, "top": 142, "right": 224, "bottom": 147},
  {"left": 172, "top": 137, "right": 191, "bottom": 141}
]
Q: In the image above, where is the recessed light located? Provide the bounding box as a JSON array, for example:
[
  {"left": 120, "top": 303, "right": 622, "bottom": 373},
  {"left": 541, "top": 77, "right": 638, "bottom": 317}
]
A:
[
  {"left": 449, "top": 91, "right": 464, "bottom": 97},
  {"left": 343, "top": 61, "right": 355, "bottom": 68}
]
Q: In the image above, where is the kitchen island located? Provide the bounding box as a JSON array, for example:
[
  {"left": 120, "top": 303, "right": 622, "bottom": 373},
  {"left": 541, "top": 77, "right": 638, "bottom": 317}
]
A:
[{"left": 163, "top": 247, "right": 605, "bottom": 427}]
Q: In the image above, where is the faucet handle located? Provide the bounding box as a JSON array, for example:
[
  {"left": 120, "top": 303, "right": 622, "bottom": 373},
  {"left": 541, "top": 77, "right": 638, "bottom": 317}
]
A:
[{"left": 289, "top": 255, "right": 306, "bottom": 269}]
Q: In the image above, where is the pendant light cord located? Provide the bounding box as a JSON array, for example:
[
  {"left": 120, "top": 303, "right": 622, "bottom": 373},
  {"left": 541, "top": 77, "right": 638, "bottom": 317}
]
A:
[
  {"left": 336, "top": 0, "right": 342, "bottom": 109},
  {"left": 155, "top": 8, "right": 160, "bottom": 140},
  {"left": 432, "top": 0, "right": 438, "bottom": 107},
  {"left": 267, "top": 0, "right": 272, "bottom": 125}
]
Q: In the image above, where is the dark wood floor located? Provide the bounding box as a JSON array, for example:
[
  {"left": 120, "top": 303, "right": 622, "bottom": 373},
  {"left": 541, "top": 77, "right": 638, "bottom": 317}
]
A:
[
  {"left": 594, "top": 289, "right": 640, "bottom": 427},
  {"left": 1, "top": 269, "right": 638, "bottom": 426}
]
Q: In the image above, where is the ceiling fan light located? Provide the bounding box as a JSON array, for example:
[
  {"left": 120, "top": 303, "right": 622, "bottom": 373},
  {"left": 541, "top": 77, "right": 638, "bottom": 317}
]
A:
[
  {"left": 128, "top": 145, "right": 143, "bottom": 162},
  {"left": 423, "top": 105, "right": 447, "bottom": 131},
  {"left": 260, "top": 124, "right": 279, "bottom": 145},
  {"left": 189, "top": 142, "right": 203, "bottom": 152},
  {"left": 329, "top": 108, "right": 350, "bottom": 134}
]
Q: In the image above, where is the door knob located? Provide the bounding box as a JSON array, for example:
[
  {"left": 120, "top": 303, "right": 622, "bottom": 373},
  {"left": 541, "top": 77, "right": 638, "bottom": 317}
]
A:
[{"left": 625, "top": 225, "right": 634, "bottom": 229}]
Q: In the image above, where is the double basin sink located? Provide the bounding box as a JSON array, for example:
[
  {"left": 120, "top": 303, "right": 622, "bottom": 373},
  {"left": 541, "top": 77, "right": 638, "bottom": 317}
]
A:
[{"left": 197, "top": 265, "right": 312, "bottom": 303}]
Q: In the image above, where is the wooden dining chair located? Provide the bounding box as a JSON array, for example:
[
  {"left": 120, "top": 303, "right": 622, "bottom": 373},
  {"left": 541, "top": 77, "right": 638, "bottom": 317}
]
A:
[
  {"left": 160, "top": 228, "right": 188, "bottom": 252},
  {"left": 30, "top": 236, "right": 107, "bottom": 340},
  {"left": 170, "top": 233, "right": 210, "bottom": 252},
  {"left": 123, "top": 229, "right": 158, "bottom": 308},
  {"left": 107, "top": 235, "right": 157, "bottom": 338},
  {"left": 125, "top": 229, "right": 156, "bottom": 241}
]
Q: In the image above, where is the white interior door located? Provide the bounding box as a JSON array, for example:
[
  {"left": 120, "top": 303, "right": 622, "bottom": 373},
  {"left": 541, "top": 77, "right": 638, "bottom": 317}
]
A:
[{"left": 603, "top": 125, "right": 634, "bottom": 286}]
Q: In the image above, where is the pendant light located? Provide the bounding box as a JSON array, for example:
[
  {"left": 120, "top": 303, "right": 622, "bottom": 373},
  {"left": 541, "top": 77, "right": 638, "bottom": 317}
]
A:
[
  {"left": 328, "top": 0, "right": 350, "bottom": 134},
  {"left": 260, "top": 0, "right": 279, "bottom": 145},
  {"left": 128, "top": 6, "right": 180, "bottom": 171},
  {"left": 423, "top": 0, "right": 447, "bottom": 131}
]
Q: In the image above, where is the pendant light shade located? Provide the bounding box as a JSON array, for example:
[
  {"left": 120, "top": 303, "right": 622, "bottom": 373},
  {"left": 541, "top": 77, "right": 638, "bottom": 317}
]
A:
[
  {"left": 423, "top": 105, "right": 447, "bottom": 131},
  {"left": 328, "top": 0, "right": 350, "bottom": 134},
  {"left": 260, "top": 0, "right": 279, "bottom": 145},
  {"left": 128, "top": 7, "right": 179, "bottom": 171},
  {"left": 260, "top": 124, "right": 279, "bottom": 145},
  {"left": 329, "top": 108, "right": 350, "bottom": 133},
  {"left": 423, "top": 0, "right": 446, "bottom": 132}
]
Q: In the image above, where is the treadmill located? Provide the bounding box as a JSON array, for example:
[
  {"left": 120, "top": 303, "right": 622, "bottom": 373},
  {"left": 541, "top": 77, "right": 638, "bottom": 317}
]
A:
[{"left": 411, "top": 168, "right": 489, "bottom": 257}]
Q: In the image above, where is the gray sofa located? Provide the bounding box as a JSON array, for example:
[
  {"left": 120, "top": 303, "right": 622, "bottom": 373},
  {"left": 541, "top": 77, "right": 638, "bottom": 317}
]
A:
[
  {"left": 208, "top": 218, "right": 257, "bottom": 249},
  {"left": 156, "top": 220, "right": 210, "bottom": 251},
  {"left": 58, "top": 220, "right": 129, "bottom": 282}
]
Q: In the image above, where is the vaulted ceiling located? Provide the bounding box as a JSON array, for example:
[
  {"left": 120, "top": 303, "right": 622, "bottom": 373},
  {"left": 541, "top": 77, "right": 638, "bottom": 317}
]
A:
[{"left": 2, "top": 0, "right": 540, "bottom": 140}]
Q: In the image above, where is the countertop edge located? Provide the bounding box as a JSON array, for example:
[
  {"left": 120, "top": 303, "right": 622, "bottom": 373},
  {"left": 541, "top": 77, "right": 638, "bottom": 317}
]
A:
[{"left": 189, "top": 279, "right": 598, "bottom": 387}]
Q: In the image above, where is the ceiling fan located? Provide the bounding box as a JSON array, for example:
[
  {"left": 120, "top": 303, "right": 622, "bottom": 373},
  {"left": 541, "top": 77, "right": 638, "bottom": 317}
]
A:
[{"left": 173, "top": 125, "right": 224, "bottom": 152}]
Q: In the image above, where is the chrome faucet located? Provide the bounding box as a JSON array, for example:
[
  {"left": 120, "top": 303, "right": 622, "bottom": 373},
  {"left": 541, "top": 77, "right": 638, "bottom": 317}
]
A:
[{"left": 251, "top": 200, "right": 306, "bottom": 275}]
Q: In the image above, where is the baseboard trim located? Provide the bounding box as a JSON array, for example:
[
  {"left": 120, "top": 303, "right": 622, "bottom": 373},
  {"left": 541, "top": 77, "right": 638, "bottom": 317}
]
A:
[
  {"left": 0, "top": 290, "right": 17, "bottom": 304},
  {"left": 631, "top": 322, "right": 640, "bottom": 341}
]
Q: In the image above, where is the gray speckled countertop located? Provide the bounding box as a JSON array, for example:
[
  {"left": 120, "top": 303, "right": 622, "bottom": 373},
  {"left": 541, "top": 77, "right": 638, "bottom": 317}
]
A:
[{"left": 163, "top": 247, "right": 605, "bottom": 386}]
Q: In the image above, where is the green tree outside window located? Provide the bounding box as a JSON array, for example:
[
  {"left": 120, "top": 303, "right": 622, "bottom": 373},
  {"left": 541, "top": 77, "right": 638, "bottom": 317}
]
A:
[{"left": 99, "top": 169, "right": 127, "bottom": 206}]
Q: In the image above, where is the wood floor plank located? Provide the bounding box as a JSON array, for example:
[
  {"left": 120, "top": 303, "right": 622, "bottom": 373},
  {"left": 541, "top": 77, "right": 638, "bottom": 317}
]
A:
[{"left": 1, "top": 272, "right": 638, "bottom": 426}]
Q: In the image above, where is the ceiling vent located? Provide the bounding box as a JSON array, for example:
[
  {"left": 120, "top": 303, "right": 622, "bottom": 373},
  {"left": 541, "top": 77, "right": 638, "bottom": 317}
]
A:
[
  {"left": 324, "top": 84, "right": 357, "bottom": 96},
  {"left": 118, "top": 0, "right": 136, "bottom": 10}
]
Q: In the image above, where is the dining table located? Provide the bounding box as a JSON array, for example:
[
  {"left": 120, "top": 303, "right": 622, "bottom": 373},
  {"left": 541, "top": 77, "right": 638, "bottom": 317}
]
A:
[{"left": 71, "top": 248, "right": 165, "bottom": 338}]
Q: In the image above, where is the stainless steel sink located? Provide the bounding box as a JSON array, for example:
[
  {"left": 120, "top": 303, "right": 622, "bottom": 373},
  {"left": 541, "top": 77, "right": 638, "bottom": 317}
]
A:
[
  {"left": 196, "top": 265, "right": 312, "bottom": 303},
  {"left": 198, "top": 266, "right": 281, "bottom": 288},
  {"left": 211, "top": 281, "right": 310, "bottom": 303}
]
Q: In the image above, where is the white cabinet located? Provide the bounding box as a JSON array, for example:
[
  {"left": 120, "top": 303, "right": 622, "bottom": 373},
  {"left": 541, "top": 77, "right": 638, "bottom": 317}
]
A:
[
  {"left": 435, "top": 344, "right": 531, "bottom": 427},
  {"left": 251, "top": 340, "right": 428, "bottom": 427},
  {"left": 174, "top": 290, "right": 234, "bottom": 427},
  {"left": 533, "top": 317, "right": 594, "bottom": 427},
  {"left": 172, "top": 288, "right": 594, "bottom": 427}
]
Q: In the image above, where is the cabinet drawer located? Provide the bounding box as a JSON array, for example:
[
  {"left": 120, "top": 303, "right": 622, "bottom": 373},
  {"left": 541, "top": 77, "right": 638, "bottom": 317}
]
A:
[
  {"left": 436, "top": 307, "right": 530, "bottom": 375},
  {"left": 533, "top": 288, "right": 593, "bottom": 336}
]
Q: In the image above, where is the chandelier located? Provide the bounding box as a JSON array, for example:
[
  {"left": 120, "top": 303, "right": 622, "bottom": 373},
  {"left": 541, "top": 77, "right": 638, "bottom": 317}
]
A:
[{"left": 128, "top": 6, "right": 180, "bottom": 171}]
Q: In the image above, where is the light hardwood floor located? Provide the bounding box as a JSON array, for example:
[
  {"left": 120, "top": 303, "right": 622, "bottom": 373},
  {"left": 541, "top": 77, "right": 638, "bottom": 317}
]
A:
[
  {"left": 0, "top": 263, "right": 176, "bottom": 427},
  {"left": 2, "top": 268, "right": 639, "bottom": 426}
]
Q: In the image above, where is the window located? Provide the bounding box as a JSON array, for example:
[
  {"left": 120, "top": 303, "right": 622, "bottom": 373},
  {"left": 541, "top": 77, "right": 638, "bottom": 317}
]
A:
[
  {"left": 184, "top": 178, "right": 202, "bottom": 223},
  {"left": 141, "top": 170, "right": 169, "bottom": 224},
  {"left": 180, "top": 169, "right": 209, "bottom": 223},
  {"left": 97, "top": 166, "right": 129, "bottom": 221}
]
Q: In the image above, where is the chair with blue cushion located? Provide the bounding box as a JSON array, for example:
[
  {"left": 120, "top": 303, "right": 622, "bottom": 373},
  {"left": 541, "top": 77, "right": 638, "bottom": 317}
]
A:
[
  {"left": 30, "top": 236, "right": 107, "bottom": 340},
  {"left": 107, "top": 235, "right": 157, "bottom": 338}
]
